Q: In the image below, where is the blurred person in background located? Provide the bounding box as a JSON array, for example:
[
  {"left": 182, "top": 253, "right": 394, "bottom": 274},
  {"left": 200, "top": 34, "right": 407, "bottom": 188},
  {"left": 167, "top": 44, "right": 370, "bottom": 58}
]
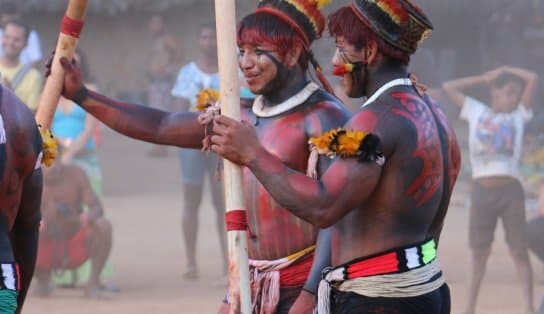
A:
[
  {"left": 443, "top": 66, "right": 538, "bottom": 314},
  {"left": 50, "top": 49, "right": 114, "bottom": 290},
  {"left": 0, "top": 84, "right": 43, "bottom": 314},
  {"left": 527, "top": 186, "right": 544, "bottom": 264},
  {"left": 0, "top": 2, "right": 42, "bottom": 68},
  {"left": 146, "top": 14, "right": 180, "bottom": 157},
  {"left": 170, "top": 22, "right": 227, "bottom": 282},
  {"left": 521, "top": 110, "right": 544, "bottom": 203},
  {"left": 36, "top": 154, "right": 113, "bottom": 298},
  {"left": 52, "top": 49, "right": 102, "bottom": 195},
  {"left": 0, "top": 19, "right": 42, "bottom": 112}
]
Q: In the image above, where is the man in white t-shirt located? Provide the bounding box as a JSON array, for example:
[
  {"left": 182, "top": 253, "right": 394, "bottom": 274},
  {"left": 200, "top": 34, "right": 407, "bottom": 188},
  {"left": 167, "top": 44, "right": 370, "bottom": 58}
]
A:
[
  {"left": 170, "top": 22, "right": 227, "bottom": 282},
  {"left": 443, "top": 66, "right": 538, "bottom": 314},
  {"left": 0, "top": 3, "right": 42, "bottom": 68}
]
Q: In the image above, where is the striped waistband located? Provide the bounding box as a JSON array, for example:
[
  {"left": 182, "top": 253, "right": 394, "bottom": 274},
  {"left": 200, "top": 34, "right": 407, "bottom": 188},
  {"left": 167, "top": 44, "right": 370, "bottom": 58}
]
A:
[
  {"left": 315, "top": 240, "right": 442, "bottom": 314},
  {"left": 326, "top": 238, "right": 437, "bottom": 281}
]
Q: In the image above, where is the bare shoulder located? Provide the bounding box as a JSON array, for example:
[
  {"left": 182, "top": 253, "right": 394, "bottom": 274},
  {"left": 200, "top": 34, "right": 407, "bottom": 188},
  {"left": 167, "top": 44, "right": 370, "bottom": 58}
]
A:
[
  {"left": 2, "top": 87, "right": 41, "bottom": 168},
  {"left": 347, "top": 89, "right": 435, "bottom": 156},
  {"left": 303, "top": 89, "right": 351, "bottom": 135},
  {"left": 3, "top": 88, "right": 37, "bottom": 134},
  {"left": 306, "top": 89, "right": 350, "bottom": 117}
]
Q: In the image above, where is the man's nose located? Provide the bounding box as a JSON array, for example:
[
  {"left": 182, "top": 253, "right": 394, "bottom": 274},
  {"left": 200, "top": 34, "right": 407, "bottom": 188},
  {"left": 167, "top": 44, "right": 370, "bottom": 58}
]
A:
[
  {"left": 240, "top": 53, "right": 255, "bottom": 70},
  {"left": 331, "top": 49, "right": 343, "bottom": 67}
]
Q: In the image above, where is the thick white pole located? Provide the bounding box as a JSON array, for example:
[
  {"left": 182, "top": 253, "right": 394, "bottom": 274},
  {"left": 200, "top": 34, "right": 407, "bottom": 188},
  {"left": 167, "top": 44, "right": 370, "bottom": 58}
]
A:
[
  {"left": 214, "top": 1, "right": 252, "bottom": 313},
  {"left": 36, "top": 0, "right": 89, "bottom": 129}
]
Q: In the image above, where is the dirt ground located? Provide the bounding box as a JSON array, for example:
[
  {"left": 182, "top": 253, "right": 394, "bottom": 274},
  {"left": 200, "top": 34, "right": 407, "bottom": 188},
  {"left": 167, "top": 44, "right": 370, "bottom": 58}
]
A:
[{"left": 23, "top": 129, "right": 543, "bottom": 314}]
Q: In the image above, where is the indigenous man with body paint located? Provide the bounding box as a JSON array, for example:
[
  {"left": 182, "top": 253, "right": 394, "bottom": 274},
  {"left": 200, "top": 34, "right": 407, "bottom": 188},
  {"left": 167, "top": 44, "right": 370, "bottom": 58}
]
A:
[
  {"left": 54, "top": 1, "right": 350, "bottom": 312},
  {"left": 210, "top": 0, "right": 461, "bottom": 313},
  {"left": 0, "top": 85, "right": 43, "bottom": 313}
]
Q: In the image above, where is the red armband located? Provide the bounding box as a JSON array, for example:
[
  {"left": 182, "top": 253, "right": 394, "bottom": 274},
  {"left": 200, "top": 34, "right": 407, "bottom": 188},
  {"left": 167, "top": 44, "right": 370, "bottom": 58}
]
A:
[
  {"left": 225, "top": 210, "right": 248, "bottom": 232},
  {"left": 60, "top": 15, "right": 84, "bottom": 38}
]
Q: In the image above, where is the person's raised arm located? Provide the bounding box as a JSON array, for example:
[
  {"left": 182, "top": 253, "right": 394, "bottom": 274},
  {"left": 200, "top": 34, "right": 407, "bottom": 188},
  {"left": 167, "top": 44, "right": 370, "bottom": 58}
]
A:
[
  {"left": 442, "top": 76, "right": 481, "bottom": 108},
  {"left": 500, "top": 66, "right": 538, "bottom": 108},
  {"left": 58, "top": 57, "right": 205, "bottom": 149},
  {"left": 442, "top": 69, "right": 502, "bottom": 108},
  {"left": 211, "top": 115, "right": 382, "bottom": 228}
]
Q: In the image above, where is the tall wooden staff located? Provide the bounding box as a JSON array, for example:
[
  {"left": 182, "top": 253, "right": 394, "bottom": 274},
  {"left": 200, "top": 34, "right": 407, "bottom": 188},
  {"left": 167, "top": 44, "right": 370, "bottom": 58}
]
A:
[
  {"left": 214, "top": 0, "right": 252, "bottom": 313},
  {"left": 36, "top": 0, "right": 89, "bottom": 130}
]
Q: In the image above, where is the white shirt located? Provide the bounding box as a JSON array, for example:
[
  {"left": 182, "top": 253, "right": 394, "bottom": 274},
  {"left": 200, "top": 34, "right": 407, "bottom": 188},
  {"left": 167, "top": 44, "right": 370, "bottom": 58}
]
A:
[
  {"left": 460, "top": 96, "right": 533, "bottom": 179},
  {"left": 170, "top": 62, "right": 220, "bottom": 110}
]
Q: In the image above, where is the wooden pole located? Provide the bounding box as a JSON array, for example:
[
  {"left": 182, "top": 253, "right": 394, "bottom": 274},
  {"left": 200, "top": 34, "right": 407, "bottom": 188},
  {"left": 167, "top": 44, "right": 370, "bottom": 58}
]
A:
[
  {"left": 214, "top": 1, "right": 252, "bottom": 313},
  {"left": 35, "top": 0, "right": 89, "bottom": 129}
]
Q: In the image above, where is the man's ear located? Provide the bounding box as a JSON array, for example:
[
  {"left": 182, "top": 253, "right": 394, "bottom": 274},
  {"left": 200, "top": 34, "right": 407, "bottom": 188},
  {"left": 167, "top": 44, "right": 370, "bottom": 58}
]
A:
[
  {"left": 286, "top": 45, "right": 303, "bottom": 68},
  {"left": 365, "top": 40, "right": 380, "bottom": 65}
]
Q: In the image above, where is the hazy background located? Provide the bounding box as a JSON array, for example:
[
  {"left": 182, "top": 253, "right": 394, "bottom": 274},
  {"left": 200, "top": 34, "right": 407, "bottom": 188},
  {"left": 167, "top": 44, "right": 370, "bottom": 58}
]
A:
[{"left": 1, "top": 0, "right": 542, "bottom": 313}]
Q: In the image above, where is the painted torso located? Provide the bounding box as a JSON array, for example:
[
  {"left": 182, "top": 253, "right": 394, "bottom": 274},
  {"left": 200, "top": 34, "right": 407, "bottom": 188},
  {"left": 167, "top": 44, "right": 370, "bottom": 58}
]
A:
[
  {"left": 332, "top": 86, "right": 460, "bottom": 266},
  {"left": 0, "top": 87, "right": 41, "bottom": 263},
  {"left": 242, "top": 89, "right": 350, "bottom": 260},
  {"left": 42, "top": 167, "right": 88, "bottom": 239},
  {"left": 0, "top": 86, "right": 41, "bottom": 228}
]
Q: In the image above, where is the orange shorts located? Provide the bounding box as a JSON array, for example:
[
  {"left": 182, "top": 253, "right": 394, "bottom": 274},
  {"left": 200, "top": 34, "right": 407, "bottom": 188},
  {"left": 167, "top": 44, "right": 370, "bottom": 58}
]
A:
[{"left": 36, "top": 217, "right": 90, "bottom": 271}]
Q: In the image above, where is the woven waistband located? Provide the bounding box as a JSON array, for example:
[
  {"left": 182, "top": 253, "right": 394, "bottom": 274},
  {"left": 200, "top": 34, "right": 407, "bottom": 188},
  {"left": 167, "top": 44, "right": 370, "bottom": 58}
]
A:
[
  {"left": 325, "top": 239, "right": 437, "bottom": 282},
  {"left": 315, "top": 260, "right": 445, "bottom": 314}
]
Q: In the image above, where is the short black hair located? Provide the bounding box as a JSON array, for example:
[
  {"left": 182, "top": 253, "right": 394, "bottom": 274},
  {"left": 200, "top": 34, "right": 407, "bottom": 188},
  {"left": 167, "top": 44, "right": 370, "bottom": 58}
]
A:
[
  {"left": 4, "top": 19, "right": 30, "bottom": 43},
  {"left": 493, "top": 72, "right": 525, "bottom": 90}
]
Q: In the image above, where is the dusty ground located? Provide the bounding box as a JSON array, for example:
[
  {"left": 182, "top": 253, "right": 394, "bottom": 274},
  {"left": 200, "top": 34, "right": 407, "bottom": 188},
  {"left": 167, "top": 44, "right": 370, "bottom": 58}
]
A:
[{"left": 23, "top": 130, "right": 543, "bottom": 314}]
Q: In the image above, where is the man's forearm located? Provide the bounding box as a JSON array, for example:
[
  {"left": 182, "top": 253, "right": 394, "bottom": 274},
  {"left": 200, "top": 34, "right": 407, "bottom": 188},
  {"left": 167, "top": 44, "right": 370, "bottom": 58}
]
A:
[
  {"left": 248, "top": 148, "right": 335, "bottom": 227},
  {"left": 443, "top": 75, "right": 485, "bottom": 92},
  {"left": 76, "top": 88, "right": 205, "bottom": 148},
  {"left": 304, "top": 227, "right": 332, "bottom": 293},
  {"left": 502, "top": 66, "right": 538, "bottom": 82}
]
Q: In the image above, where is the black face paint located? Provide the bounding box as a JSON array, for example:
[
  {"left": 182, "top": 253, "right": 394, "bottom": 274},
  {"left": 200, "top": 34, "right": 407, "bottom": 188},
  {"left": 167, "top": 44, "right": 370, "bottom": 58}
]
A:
[
  {"left": 259, "top": 50, "right": 290, "bottom": 98},
  {"left": 340, "top": 50, "right": 368, "bottom": 97}
]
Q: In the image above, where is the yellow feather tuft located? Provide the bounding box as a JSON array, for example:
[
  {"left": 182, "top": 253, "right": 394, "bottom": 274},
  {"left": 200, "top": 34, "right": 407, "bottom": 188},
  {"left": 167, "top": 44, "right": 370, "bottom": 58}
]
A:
[
  {"left": 39, "top": 127, "right": 58, "bottom": 167},
  {"left": 314, "top": 0, "right": 332, "bottom": 9},
  {"left": 196, "top": 89, "right": 220, "bottom": 112}
]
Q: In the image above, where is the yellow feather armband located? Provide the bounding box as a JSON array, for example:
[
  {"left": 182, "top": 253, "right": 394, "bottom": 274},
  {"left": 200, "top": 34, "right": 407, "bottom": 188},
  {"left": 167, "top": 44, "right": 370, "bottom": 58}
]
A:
[
  {"left": 196, "top": 89, "right": 220, "bottom": 112},
  {"left": 314, "top": 0, "right": 332, "bottom": 9},
  {"left": 308, "top": 128, "right": 385, "bottom": 165},
  {"left": 38, "top": 125, "right": 58, "bottom": 167}
]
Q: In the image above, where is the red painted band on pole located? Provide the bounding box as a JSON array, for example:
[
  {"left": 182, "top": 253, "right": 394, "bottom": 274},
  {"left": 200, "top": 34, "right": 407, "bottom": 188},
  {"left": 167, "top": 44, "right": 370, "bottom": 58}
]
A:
[
  {"left": 225, "top": 210, "right": 249, "bottom": 232},
  {"left": 60, "top": 15, "right": 84, "bottom": 38}
]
